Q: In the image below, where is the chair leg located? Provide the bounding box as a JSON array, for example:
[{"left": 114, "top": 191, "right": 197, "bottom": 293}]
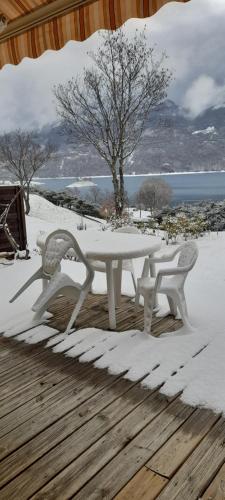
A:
[
  {"left": 167, "top": 296, "right": 177, "bottom": 317},
  {"left": 87, "top": 267, "right": 94, "bottom": 294},
  {"left": 143, "top": 291, "right": 154, "bottom": 334},
  {"left": 131, "top": 269, "right": 137, "bottom": 293},
  {"left": 149, "top": 257, "right": 159, "bottom": 311},
  {"left": 10, "top": 268, "right": 42, "bottom": 303},
  {"left": 135, "top": 258, "right": 149, "bottom": 308},
  {"left": 33, "top": 305, "right": 48, "bottom": 322},
  {"left": 32, "top": 290, "right": 60, "bottom": 322},
  {"left": 176, "top": 293, "right": 192, "bottom": 329},
  {"left": 181, "top": 292, "right": 188, "bottom": 317},
  {"left": 42, "top": 278, "right": 48, "bottom": 291},
  {"left": 65, "top": 291, "right": 87, "bottom": 335},
  {"left": 135, "top": 286, "right": 141, "bottom": 313}
]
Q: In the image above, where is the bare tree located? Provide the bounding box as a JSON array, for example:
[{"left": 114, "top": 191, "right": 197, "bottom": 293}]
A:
[
  {"left": 86, "top": 186, "right": 103, "bottom": 205},
  {"left": 54, "top": 29, "right": 171, "bottom": 217},
  {"left": 0, "top": 129, "right": 54, "bottom": 214},
  {"left": 136, "top": 179, "right": 172, "bottom": 214}
]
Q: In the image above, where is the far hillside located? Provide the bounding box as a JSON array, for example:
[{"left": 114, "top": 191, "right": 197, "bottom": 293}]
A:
[{"left": 1, "top": 100, "right": 224, "bottom": 179}]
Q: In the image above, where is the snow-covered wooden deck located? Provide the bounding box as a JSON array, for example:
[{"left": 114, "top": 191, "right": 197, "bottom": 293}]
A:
[
  {"left": 48, "top": 293, "right": 183, "bottom": 334},
  {"left": 0, "top": 294, "right": 224, "bottom": 499}
]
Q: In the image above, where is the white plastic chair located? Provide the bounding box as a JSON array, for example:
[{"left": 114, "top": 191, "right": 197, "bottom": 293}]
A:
[
  {"left": 10, "top": 230, "right": 94, "bottom": 334},
  {"left": 89, "top": 225, "right": 140, "bottom": 293},
  {"left": 136, "top": 241, "right": 198, "bottom": 334}
]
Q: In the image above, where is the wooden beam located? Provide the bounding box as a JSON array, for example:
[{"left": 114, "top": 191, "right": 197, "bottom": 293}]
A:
[{"left": 0, "top": 0, "right": 96, "bottom": 43}]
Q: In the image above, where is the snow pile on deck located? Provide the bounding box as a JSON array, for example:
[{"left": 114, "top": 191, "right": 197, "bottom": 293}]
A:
[{"left": 1, "top": 196, "right": 225, "bottom": 416}]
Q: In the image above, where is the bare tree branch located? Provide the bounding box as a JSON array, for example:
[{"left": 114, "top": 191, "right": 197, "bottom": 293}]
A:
[{"left": 54, "top": 28, "right": 172, "bottom": 216}]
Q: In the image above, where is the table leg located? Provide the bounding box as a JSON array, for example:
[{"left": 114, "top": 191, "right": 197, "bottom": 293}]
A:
[
  {"left": 42, "top": 255, "right": 47, "bottom": 291},
  {"left": 149, "top": 256, "right": 159, "bottom": 311},
  {"left": 114, "top": 260, "right": 122, "bottom": 308},
  {"left": 135, "top": 257, "right": 149, "bottom": 307},
  {"left": 106, "top": 261, "right": 116, "bottom": 330}
]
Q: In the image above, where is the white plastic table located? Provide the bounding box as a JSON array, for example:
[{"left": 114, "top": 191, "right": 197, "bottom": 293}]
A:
[{"left": 37, "top": 229, "right": 161, "bottom": 330}]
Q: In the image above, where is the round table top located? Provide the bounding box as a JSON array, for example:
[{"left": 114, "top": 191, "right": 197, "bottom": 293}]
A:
[{"left": 37, "top": 229, "right": 161, "bottom": 261}]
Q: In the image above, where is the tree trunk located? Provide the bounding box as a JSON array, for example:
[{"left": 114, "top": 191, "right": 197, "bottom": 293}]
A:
[
  {"left": 111, "top": 163, "right": 121, "bottom": 217},
  {"left": 23, "top": 186, "right": 30, "bottom": 215},
  {"left": 118, "top": 159, "right": 125, "bottom": 217}
]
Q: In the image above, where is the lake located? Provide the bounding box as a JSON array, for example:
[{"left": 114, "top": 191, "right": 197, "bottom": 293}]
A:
[{"left": 34, "top": 171, "right": 225, "bottom": 205}]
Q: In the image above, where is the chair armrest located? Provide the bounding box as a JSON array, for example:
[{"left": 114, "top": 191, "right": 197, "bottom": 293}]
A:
[
  {"left": 155, "top": 265, "right": 190, "bottom": 291},
  {"left": 148, "top": 246, "right": 181, "bottom": 264},
  {"left": 36, "top": 231, "right": 47, "bottom": 252}
]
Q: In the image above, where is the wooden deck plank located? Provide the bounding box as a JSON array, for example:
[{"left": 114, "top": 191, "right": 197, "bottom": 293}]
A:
[
  {"left": 0, "top": 375, "right": 136, "bottom": 489},
  {"left": 0, "top": 364, "right": 114, "bottom": 466},
  {"left": 115, "top": 467, "right": 168, "bottom": 500},
  {"left": 147, "top": 408, "right": 219, "bottom": 478},
  {"left": 0, "top": 338, "right": 60, "bottom": 369},
  {"left": 201, "top": 463, "right": 225, "bottom": 499},
  {"left": 0, "top": 352, "right": 74, "bottom": 401},
  {"left": 0, "top": 332, "right": 61, "bottom": 363},
  {"left": 0, "top": 371, "right": 72, "bottom": 420},
  {"left": 0, "top": 349, "right": 62, "bottom": 383},
  {"left": 0, "top": 340, "right": 47, "bottom": 371},
  {"left": 0, "top": 354, "right": 90, "bottom": 418},
  {"left": 29, "top": 399, "right": 192, "bottom": 500},
  {"left": 69, "top": 399, "right": 193, "bottom": 500},
  {"left": 156, "top": 418, "right": 225, "bottom": 500},
  {"left": 0, "top": 364, "right": 103, "bottom": 438},
  {"left": 0, "top": 293, "right": 221, "bottom": 500},
  {"left": 0, "top": 361, "right": 77, "bottom": 418},
  {"left": 0, "top": 383, "right": 162, "bottom": 497}
]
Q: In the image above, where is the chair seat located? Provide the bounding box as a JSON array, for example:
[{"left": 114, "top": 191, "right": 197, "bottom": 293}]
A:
[
  {"left": 138, "top": 276, "right": 179, "bottom": 294},
  {"left": 137, "top": 277, "right": 156, "bottom": 292},
  {"left": 32, "top": 272, "right": 81, "bottom": 312}
]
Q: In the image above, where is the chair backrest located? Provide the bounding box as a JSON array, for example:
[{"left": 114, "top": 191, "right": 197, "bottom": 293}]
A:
[
  {"left": 43, "top": 230, "right": 94, "bottom": 289},
  {"left": 177, "top": 241, "right": 198, "bottom": 272},
  {"left": 114, "top": 225, "right": 140, "bottom": 234},
  {"left": 43, "top": 230, "right": 73, "bottom": 277}
]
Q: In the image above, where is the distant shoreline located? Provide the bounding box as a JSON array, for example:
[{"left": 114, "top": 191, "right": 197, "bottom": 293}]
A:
[{"left": 33, "top": 170, "right": 225, "bottom": 180}]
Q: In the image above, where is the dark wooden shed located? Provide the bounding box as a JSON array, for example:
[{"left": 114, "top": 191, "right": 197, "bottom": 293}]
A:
[{"left": 0, "top": 186, "right": 27, "bottom": 254}]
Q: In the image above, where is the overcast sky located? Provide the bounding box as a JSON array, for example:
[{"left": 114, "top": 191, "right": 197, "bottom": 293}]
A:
[{"left": 0, "top": 0, "right": 225, "bottom": 132}]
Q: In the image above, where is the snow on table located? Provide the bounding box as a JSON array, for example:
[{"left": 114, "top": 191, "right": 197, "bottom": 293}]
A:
[{"left": 37, "top": 228, "right": 161, "bottom": 261}]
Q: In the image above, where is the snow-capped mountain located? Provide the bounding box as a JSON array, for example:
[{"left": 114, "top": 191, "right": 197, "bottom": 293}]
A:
[{"left": 2, "top": 100, "right": 225, "bottom": 178}]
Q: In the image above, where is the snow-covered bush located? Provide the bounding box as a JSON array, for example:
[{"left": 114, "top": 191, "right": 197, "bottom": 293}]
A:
[
  {"left": 109, "top": 211, "right": 133, "bottom": 230},
  {"left": 160, "top": 215, "right": 208, "bottom": 244}
]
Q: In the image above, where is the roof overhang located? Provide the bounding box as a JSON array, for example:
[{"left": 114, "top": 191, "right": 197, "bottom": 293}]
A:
[{"left": 0, "top": 0, "right": 191, "bottom": 68}]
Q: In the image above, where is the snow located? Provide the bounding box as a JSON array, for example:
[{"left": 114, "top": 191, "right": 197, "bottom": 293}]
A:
[
  {"left": 129, "top": 208, "right": 152, "bottom": 222},
  {"left": 29, "top": 194, "right": 100, "bottom": 231},
  {"left": 67, "top": 180, "right": 97, "bottom": 188},
  {"left": 192, "top": 126, "right": 217, "bottom": 136},
  {"left": 1, "top": 194, "right": 225, "bottom": 416},
  {"left": 30, "top": 181, "right": 44, "bottom": 186}
]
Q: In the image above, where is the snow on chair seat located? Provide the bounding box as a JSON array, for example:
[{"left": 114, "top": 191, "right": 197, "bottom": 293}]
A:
[{"left": 136, "top": 241, "right": 199, "bottom": 335}]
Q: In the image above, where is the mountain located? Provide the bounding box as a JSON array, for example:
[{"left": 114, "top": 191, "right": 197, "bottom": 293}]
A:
[{"left": 3, "top": 100, "right": 225, "bottom": 178}]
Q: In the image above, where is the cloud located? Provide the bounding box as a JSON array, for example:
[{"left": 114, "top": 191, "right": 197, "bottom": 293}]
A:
[
  {"left": 183, "top": 75, "right": 225, "bottom": 117},
  {"left": 0, "top": 37, "right": 99, "bottom": 133}
]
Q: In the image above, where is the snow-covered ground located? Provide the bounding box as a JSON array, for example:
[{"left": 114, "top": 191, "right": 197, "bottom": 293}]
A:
[
  {"left": 129, "top": 208, "right": 152, "bottom": 222},
  {"left": 1, "top": 194, "right": 225, "bottom": 415},
  {"left": 29, "top": 194, "right": 101, "bottom": 229}
]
